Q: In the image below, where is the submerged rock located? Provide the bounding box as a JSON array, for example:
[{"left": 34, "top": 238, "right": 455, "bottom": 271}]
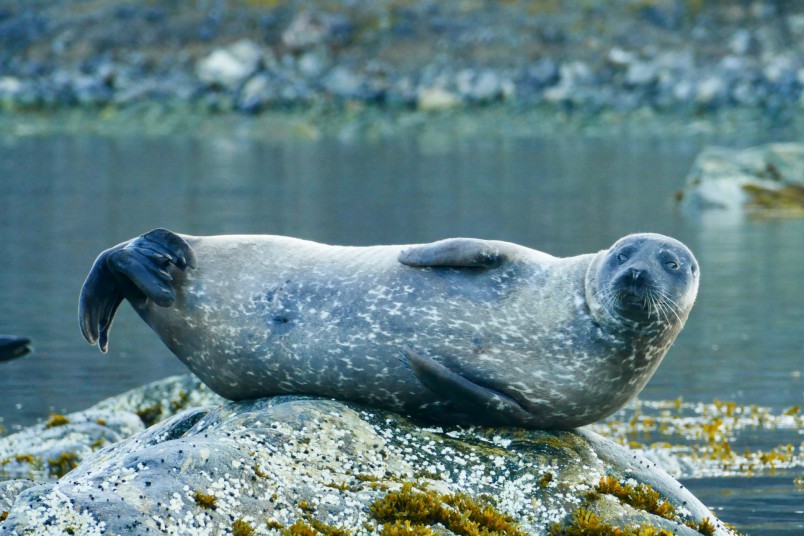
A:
[
  {"left": 0, "top": 375, "right": 735, "bottom": 535},
  {"left": 678, "top": 142, "right": 804, "bottom": 216}
]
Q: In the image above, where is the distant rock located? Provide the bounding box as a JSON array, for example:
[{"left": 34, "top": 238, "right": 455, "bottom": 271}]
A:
[
  {"left": 417, "top": 87, "right": 461, "bottom": 111},
  {"left": 0, "top": 375, "right": 735, "bottom": 535},
  {"left": 196, "top": 39, "right": 264, "bottom": 90},
  {"left": 678, "top": 142, "right": 804, "bottom": 216},
  {"left": 281, "top": 10, "right": 353, "bottom": 52}
]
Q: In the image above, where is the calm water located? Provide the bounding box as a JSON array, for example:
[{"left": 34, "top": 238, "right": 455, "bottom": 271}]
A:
[{"left": 0, "top": 129, "right": 801, "bottom": 534}]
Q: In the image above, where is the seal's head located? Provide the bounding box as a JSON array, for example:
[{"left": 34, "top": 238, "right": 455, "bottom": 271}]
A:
[{"left": 588, "top": 233, "right": 699, "bottom": 329}]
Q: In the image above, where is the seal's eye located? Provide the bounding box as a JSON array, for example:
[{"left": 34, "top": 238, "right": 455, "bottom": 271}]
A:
[
  {"left": 665, "top": 261, "right": 679, "bottom": 270},
  {"left": 617, "top": 253, "right": 628, "bottom": 263}
]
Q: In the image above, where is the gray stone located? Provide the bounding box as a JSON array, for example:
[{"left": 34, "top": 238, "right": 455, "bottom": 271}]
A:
[
  {"left": 237, "top": 73, "right": 276, "bottom": 113},
  {"left": 695, "top": 75, "right": 728, "bottom": 106},
  {"left": 322, "top": 66, "right": 363, "bottom": 99},
  {"left": 0, "top": 480, "right": 35, "bottom": 511},
  {"left": 625, "top": 60, "right": 659, "bottom": 87},
  {"left": 196, "top": 39, "right": 264, "bottom": 90},
  {"left": 678, "top": 143, "right": 804, "bottom": 213},
  {"left": 455, "top": 69, "right": 508, "bottom": 103},
  {"left": 0, "top": 376, "right": 736, "bottom": 535},
  {"left": 0, "top": 374, "right": 222, "bottom": 480},
  {"left": 282, "top": 11, "right": 353, "bottom": 52},
  {"left": 728, "top": 29, "right": 755, "bottom": 56}
]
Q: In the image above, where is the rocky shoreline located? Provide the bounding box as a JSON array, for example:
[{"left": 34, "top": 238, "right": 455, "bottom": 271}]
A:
[{"left": 1, "top": 1, "right": 803, "bottom": 117}]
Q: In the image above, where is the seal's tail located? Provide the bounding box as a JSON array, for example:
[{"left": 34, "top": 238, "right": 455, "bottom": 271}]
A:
[{"left": 79, "top": 228, "right": 196, "bottom": 352}]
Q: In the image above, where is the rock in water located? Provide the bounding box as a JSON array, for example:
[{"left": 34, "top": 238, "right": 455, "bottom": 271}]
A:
[
  {"left": 0, "top": 376, "right": 736, "bottom": 535},
  {"left": 678, "top": 142, "right": 804, "bottom": 216}
]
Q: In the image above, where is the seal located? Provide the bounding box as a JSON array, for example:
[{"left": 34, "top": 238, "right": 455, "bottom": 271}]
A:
[
  {"left": 79, "top": 229, "right": 699, "bottom": 429},
  {"left": 0, "top": 335, "right": 32, "bottom": 362}
]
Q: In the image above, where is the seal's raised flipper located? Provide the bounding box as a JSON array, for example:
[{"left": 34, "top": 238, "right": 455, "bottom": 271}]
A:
[
  {"left": 79, "top": 228, "right": 196, "bottom": 352},
  {"left": 402, "top": 346, "right": 533, "bottom": 426},
  {"left": 0, "top": 336, "right": 32, "bottom": 362},
  {"left": 398, "top": 238, "right": 504, "bottom": 268}
]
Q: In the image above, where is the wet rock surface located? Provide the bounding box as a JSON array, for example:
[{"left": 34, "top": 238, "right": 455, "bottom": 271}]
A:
[
  {"left": 0, "top": 0, "right": 802, "bottom": 115},
  {"left": 678, "top": 142, "right": 804, "bottom": 215},
  {"left": 0, "top": 375, "right": 736, "bottom": 535}
]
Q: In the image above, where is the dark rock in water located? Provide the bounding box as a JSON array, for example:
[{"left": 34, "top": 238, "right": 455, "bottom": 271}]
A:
[
  {"left": 0, "top": 375, "right": 736, "bottom": 535},
  {"left": 0, "top": 336, "right": 31, "bottom": 362},
  {"left": 678, "top": 142, "right": 804, "bottom": 216}
]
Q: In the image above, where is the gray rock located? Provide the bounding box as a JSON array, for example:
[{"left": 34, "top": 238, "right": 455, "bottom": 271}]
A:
[
  {"left": 695, "top": 75, "right": 728, "bottom": 106},
  {"left": 322, "top": 66, "right": 363, "bottom": 99},
  {"left": 0, "top": 376, "right": 735, "bottom": 535},
  {"left": 520, "top": 58, "right": 560, "bottom": 95},
  {"left": 196, "top": 39, "right": 264, "bottom": 90},
  {"left": 728, "top": 29, "right": 756, "bottom": 56},
  {"left": 0, "top": 374, "right": 222, "bottom": 480},
  {"left": 0, "top": 480, "right": 35, "bottom": 512},
  {"left": 543, "top": 61, "right": 593, "bottom": 103},
  {"left": 237, "top": 73, "right": 276, "bottom": 113},
  {"left": 0, "top": 77, "right": 23, "bottom": 98},
  {"left": 282, "top": 11, "right": 353, "bottom": 52},
  {"left": 625, "top": 60, "right": 659, "bottom": 87},
  {"left": 455, "top": 69, "right": 511, "bottom": 103},
  {"left": 678, "top": 143, "right": 804, "bottom": 213}
]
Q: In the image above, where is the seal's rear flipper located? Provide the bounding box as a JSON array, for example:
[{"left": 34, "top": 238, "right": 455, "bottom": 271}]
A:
[
  {"left": 401, "top": 346, "right": 533, "bottom": 426},
  {"left": 0, "top": 336, "right": 32, "bottom": 362},
  {"left": 398, "top": 238, "right": 504, "bottom": 268},
  {"left": 79, "top": 228, "right": 196, "bottom": 353}
]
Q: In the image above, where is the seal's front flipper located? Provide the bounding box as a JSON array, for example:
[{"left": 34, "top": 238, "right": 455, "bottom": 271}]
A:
[
  {"left": 398, "top": 238, "right": 504, "bottom": 268},
  {"left": 0, "top": 336, "right": 32, "bottom": 362},
  {"left": 79, "top": 228, "right": 196, "bottom": 353},
  {"left": 402, "top": 346, "right": 533, "bottom": 426}
]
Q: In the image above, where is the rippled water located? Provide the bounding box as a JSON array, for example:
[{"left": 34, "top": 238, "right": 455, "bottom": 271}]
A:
[{"left": 0, "top": 128, "right": 801, "bottom": 534}]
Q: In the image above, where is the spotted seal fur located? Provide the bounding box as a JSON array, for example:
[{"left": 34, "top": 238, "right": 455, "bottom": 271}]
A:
[{"left": 79, "top": 229, "right": 699, "bottom": 429}]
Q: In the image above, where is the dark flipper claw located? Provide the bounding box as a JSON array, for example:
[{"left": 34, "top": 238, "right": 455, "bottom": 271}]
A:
[{"left": 79, "top": 228, "right": 196, "bottom": 352}]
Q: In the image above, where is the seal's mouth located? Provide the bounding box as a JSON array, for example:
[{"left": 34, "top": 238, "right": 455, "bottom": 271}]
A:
[{"left": 608, "top": 280, "right": 682, "bottom": 324}]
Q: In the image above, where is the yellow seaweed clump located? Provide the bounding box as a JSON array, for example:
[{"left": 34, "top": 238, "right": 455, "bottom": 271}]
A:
[
  {"left": 370, "top": 482, "right": 526, "bottom": 536},
  {"left": 47, "top": 452, "right": 79, "bottom": 477},
  {"left": 232, "top": 518, "right": 255, "bottom": 536},
  {"left": 193, "top": 491, "right": 217, "bottom": 510},
  {"left": 593, "top": 477, "right": 675, "bottom": 520},
  {"left": 45, "top": 414, "right": 70, "bottom": 428},
  {"left": 549, "top": 509, "right": 674, "bottom": 536}
]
